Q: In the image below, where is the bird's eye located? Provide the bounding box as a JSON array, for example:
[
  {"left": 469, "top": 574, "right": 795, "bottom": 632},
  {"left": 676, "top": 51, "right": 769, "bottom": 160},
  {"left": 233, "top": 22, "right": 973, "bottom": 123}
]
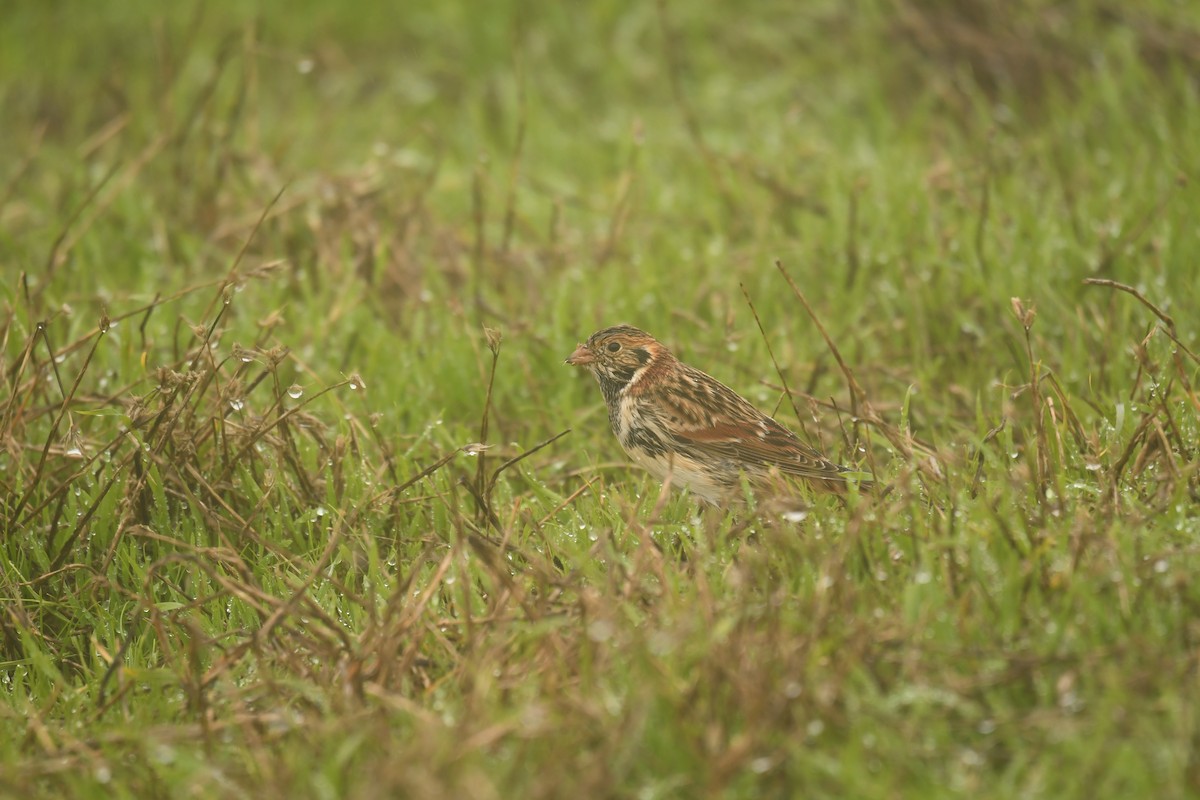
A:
[{"left": 606, "top": 341, "right": 622, "bottom": 353}]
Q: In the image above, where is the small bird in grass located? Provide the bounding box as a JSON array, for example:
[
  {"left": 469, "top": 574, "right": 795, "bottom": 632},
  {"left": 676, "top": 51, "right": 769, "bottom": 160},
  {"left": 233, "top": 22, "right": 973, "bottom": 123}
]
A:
[{"left": 566, "top": 325, "right": 873, "bottom": 505}]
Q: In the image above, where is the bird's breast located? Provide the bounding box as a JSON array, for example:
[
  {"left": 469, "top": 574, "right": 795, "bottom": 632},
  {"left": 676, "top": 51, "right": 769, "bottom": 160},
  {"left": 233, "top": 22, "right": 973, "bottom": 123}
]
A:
[{"left": 610, "top": 393, "right": 734, "bottom": 505}]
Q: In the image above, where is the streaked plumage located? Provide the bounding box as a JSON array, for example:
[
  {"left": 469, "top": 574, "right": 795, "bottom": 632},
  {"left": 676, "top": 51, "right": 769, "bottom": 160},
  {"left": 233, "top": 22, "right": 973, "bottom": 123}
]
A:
[{"left": 566, "top": 325, "right": 872, "bottom": 505}]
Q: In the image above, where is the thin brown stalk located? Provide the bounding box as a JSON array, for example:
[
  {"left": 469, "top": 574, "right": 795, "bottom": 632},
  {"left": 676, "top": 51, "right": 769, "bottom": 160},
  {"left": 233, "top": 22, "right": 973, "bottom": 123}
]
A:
[
  {"left": 9, "top": 318, "right": 108, "bottom": 527},
  {"left": 474, "top": 328, "right": 503, "bottom": 524},
  {"left": 536, "top": 477, "right": 595, "bottom": 528},
  {"left": 774, "top": 260, "right": 868, "bottom": 412},
  {"left": 739, "top": 282, "right": 811, "bottom": 439}
]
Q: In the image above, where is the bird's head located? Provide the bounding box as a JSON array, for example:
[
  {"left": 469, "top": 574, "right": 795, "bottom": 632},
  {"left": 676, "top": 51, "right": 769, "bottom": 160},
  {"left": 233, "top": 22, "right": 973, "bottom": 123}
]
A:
[{"left": 565, "top": 325, "right": 667, "bottom": 394}]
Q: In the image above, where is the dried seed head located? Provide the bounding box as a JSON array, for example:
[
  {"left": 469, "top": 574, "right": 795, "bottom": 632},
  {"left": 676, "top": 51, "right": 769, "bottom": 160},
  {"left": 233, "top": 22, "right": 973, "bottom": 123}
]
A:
[
  {"left": 1010, "top": 297, "right": 1036, "bottom": 330},
  {"left": 484, "top": 326, "right": 503, "bottom": 355}
]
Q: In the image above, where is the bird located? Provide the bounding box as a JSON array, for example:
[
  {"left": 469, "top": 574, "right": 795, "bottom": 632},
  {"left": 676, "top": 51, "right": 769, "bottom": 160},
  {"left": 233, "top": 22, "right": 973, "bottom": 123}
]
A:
[{"left": 565, "top": 325, "right": 873, "bottom": 505}]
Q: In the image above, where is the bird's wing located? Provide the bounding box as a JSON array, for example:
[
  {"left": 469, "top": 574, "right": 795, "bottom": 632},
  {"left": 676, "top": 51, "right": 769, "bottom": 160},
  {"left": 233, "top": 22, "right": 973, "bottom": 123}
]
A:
[
  {"left": 631, "top": 360, "right": 874, "bottom": 489},
  {"left": 651, "top": 378, "right": 856, "bottom": 484},
  {"left": 669, "top": 415, "right": 854, "bottom": 483}
]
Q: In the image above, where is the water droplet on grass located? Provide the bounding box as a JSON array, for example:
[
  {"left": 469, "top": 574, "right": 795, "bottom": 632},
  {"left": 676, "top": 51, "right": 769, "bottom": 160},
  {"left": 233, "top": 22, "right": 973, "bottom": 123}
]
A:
[
  {"left": 587, "top": 620, "right": 614, "bottom": 642},
  {"left": 287, "top": 384, "right": 303, "bottom": 399}
]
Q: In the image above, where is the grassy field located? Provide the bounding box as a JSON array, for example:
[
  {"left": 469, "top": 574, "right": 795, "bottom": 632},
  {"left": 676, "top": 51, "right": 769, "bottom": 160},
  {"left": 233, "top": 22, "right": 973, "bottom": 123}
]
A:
[{"left": 3, "top": 0, "right": 1200, "bottom": 797}]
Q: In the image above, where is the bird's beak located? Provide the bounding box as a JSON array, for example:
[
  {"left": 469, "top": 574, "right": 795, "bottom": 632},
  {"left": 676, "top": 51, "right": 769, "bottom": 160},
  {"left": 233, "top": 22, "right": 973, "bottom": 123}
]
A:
[{"left": 565, "top": 344, "right": 594, "bottom": 366}]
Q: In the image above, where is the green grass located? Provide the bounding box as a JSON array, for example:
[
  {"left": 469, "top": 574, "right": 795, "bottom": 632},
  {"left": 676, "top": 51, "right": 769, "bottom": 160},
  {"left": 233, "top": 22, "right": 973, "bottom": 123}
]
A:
[{"left": 3, "top": 0, "right": 1200, "bottom": 797}]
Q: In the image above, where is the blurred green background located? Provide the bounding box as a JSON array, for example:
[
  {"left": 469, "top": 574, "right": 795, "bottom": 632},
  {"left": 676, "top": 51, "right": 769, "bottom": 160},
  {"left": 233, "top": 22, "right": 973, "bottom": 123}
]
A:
[{"left": 3, "top": 1, "right": 1199, "bottom": 797}]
